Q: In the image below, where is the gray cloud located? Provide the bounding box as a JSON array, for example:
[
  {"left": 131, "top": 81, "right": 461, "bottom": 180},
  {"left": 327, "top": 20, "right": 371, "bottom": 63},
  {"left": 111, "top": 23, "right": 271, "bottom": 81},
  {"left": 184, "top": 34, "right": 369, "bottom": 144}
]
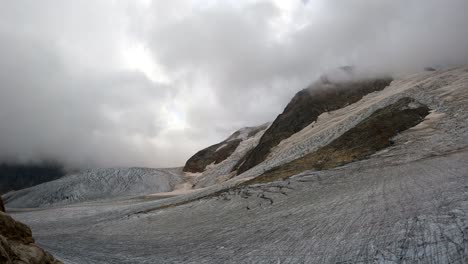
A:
[
  {"left": 146, "top": 0, "right": 468, "bottom": 140},
  {"left": 0, "top": 1, "right": 175, "bottom": 168},
  {"left": 0, "top": 0, "right": 467, "bottom": 168},
  {"left": 0, "top": 32, "right": 167, "bottom": 168}
]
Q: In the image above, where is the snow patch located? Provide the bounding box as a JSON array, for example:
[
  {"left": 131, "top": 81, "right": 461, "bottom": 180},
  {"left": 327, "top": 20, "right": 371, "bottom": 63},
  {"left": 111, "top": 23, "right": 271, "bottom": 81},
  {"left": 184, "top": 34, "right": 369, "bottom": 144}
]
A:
[{"left": 215, "top": 144, "right": 228, "bottom": 152}]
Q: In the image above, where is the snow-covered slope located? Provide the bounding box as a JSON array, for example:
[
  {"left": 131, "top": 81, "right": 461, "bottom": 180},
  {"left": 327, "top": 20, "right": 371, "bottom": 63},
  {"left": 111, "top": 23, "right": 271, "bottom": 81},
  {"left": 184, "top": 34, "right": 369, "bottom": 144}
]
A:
[{"left": 3, "top": 167, "right": 183, "bottom": 208}]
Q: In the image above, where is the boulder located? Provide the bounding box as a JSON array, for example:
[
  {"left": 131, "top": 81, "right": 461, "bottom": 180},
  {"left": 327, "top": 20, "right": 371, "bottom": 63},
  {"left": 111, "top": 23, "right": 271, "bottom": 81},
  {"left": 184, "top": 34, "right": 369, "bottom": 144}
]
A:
[{"left": 0, "top": 209, "right": 62, "bottom": 263}]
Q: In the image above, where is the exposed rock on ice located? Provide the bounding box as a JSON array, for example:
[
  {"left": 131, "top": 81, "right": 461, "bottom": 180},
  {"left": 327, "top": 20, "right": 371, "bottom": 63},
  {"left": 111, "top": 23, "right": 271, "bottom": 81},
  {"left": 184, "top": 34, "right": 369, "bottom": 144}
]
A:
[
  {"left": 185, "top": 123, "right": 270, "bottom": 188},
  {"left": 245, "top": 97, "right": 430, "bottom": 185},
  {"left": 238, "top": 67, "right": 468, "bottom": 181},
  {"left": 236, "top": 77, "right": 392, "bottom": 174}
]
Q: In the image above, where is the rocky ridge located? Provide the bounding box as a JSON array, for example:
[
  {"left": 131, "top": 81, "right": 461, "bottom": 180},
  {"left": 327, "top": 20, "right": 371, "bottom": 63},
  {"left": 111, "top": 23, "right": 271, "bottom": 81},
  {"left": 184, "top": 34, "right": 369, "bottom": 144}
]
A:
[
  {"left": 184, "top": 124, "right": 270, "bottom": 188},
  {"left": 236, "top": 76, "right": 392, "bottom": 174}
]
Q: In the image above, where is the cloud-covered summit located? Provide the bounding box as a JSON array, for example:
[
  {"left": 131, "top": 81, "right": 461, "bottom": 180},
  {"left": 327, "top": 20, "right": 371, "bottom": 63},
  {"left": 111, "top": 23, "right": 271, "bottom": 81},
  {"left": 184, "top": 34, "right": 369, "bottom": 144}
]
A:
[{"left": 1, "top": 0, "right": 467, "bottom": 168}]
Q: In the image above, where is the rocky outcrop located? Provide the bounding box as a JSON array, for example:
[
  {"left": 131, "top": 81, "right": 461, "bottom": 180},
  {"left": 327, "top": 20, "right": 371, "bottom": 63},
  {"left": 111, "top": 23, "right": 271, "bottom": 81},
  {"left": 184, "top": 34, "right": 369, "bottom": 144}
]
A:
[
  {"left": 245, "top": 97, "right": 429, "bottom": 184},
  {"left": 183, "top": 139, "right": 242, "bottom": 173},
  {"left": 0, "top": 197, "right": 61, "bottom": 263},
  {"left": 236, "top": 77, "right": 393, "bottom": 174},
  {"left": 183, "top": 124, "right": 269, "bottom": 173}
]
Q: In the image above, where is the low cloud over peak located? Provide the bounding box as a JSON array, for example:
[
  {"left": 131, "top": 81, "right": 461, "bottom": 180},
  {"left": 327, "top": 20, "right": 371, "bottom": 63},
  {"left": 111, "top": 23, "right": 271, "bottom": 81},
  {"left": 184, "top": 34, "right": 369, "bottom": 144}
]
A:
[{"left": 1, "top": 0, "right": 467, "bottom": 168}]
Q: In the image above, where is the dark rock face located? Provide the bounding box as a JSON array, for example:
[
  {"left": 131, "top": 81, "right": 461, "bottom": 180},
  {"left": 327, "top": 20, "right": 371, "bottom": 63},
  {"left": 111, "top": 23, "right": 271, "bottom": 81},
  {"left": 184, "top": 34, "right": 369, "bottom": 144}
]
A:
[
  {"left": 0, "top": 212, "right": 34, "bottom": 245},
  {"left": 0, "top": 197, "right": 4, "bottom": 212},
  {"left": 0, "top": 196, "right": 61, "bottom": 263},
  {"left": 236, "top": 78, "right": 393, "bottom": 175},
  {"left": 0, "top": 163, "right": 65, "bottom": 194},
  {"left": 183, "top": 139, "right": 242, "bottom": 173},
  {"left": 183, "top": 123, "right": 271, "bottom": 173},
  {"left": 245, "top": 97, "right": 430, "bottom": 184}
]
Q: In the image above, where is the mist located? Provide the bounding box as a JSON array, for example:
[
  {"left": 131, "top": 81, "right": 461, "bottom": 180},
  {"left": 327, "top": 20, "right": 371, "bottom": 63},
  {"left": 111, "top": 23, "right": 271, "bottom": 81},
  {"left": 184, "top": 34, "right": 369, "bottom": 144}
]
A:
[{"left": 0, "top": 0, "right": 467, "bottom": 169}]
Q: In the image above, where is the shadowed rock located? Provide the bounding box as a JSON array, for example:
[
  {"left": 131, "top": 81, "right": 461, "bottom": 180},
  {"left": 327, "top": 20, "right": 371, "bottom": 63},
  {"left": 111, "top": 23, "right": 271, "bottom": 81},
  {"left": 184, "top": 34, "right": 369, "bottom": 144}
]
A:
[
  {"left": 0, "top": 212, "right": 34, "bottom": 245},
  {"left": 0, "top": 197, "right": 4, "bottom": 212},
  {"left": 0, "top": 163, "right": 65, "bottom": 194},
  {"left": 236, "top": 77, "right": 393, "bottom": 174}
]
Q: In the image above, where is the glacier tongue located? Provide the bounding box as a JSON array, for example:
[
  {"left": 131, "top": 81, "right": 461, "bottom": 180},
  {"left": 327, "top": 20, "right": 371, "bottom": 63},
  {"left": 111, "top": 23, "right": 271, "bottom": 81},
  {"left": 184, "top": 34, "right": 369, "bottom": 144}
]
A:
[{"left": 3, "top": 167, "right": 183, "bottom": 208}]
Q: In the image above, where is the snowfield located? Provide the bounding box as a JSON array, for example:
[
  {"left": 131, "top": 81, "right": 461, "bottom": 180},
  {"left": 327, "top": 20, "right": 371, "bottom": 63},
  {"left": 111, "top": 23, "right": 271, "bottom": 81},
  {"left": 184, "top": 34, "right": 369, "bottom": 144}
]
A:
[
  {"left": 3, "top": 167, "right": 183, "bottom": 208},
  {"left": 13, "top": 150, "right": 468, "bottom": 263},
  {"left": 4, "top": 67, "right": 468, "bottom": 263}
]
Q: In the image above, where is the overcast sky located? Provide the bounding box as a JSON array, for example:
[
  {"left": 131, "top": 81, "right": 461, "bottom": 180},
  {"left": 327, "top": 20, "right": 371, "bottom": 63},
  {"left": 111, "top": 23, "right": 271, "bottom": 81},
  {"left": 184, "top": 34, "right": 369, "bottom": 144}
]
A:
[{"left": 1, "top": 0, "right": 467, "bottom": 168}]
